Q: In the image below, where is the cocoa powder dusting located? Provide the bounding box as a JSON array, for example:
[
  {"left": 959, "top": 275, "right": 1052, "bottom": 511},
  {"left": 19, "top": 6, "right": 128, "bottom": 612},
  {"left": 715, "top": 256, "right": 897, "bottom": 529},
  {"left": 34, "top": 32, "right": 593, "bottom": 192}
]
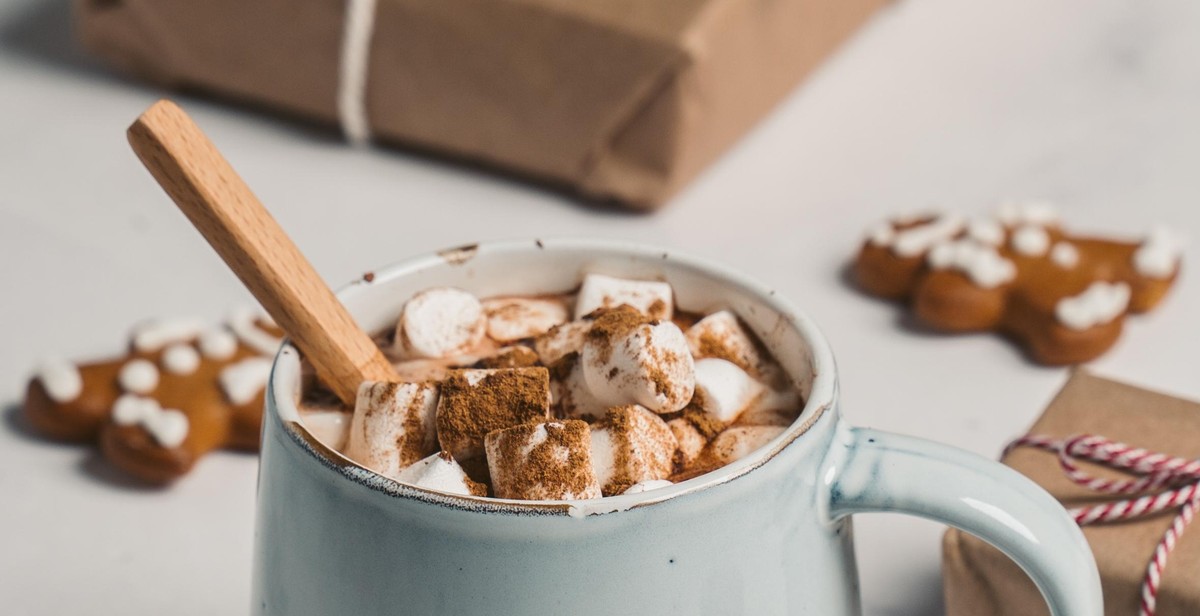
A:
[
  {"left": 682, "top": 403, "right": 726, "bottom": 440},
  {"left": 477, "top": 346, "right": 540, "bottom": 369},
  {"left": 488, "top": 420, "right": 598, "bottom": 499},
  {"left": 436, "top": 368, "right": 551, "bottom": 466},
  {"left": 586, "top": 306, "right": 650, "bottom": 365}
]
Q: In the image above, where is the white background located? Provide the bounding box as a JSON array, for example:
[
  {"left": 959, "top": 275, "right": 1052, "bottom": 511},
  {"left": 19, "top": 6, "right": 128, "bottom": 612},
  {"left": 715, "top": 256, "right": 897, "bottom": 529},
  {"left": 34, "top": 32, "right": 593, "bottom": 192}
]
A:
[{"left": 1, "top": 0, "right": 1198, "bottom": 613}]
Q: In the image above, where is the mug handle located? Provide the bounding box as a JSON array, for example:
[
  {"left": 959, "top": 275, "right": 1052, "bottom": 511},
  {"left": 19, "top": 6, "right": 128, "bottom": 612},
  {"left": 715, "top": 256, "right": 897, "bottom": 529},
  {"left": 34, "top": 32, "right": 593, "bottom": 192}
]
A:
[{"left": 823, "top": 427, "right": 1103, "bottom": 616}]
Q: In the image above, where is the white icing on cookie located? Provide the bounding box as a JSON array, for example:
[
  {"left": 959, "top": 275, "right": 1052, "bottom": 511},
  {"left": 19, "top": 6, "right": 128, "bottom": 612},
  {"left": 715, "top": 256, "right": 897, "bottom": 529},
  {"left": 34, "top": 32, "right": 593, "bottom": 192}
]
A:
[
  {"left": 996, "top": 201, "right": 1059, "bottom": 226},
  {"left": 198, "top": 327, "right": 238, "bottom": 361},
  {"left": 35, "top": 357, "right": 83, "bottom": 403},
  {"left": 1050, "top": 242, "right": 1079, "bottom": 268},
  {"left": 866, "top": 222, "right": 896, "bottom": 246},
  {"left": 112, "top": 394, "right": 188, "bottom": 448},
  {"left": 228, "top": 307, "right": 283, "bottom": 356},
  {"left": 966, "top": 219, "right": 1005, "bottom": 246},
  {"left": 163, "top": 344, "right": 201, "bottom": 375},
  {"left": 119, "top": 359, "right": 159, "bottom": 394},
  {"left": 1055, "top": 282, "right": 1130, "bottom": 331},
  {"left": 1132, "top": 227, "right": 1183, "bottom": 279},
  {"left": 219, "top": 357, "right": 273, "bottom": 406},
  {"left": 887, "top": 216, "right": 966, "bottom": 257},
  {"left": 1011, "top": 225, "right": 1051, "bottom": 257},
  {"left": 927, "top": 240, "right": 1017, "bottom": 288},
  {"left": 131, "top": 318, "right": 206, "bottom": 353}
]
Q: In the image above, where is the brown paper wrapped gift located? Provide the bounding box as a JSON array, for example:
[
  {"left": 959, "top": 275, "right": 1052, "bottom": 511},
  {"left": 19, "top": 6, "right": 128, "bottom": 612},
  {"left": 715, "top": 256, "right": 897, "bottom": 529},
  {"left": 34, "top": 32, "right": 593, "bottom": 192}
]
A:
[
  {"left": 76, "top": 0, "right": 887, "bottom": 209},
  {"left": 943, "top": 371, "right": 1200, "bottom": 616}
]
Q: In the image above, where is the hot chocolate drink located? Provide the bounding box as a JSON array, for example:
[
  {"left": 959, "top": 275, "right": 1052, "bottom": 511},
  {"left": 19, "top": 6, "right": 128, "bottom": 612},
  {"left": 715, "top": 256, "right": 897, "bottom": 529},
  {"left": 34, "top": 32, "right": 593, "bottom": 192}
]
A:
[{"left": 297, "top": 273, "right": 802, "bottom": 500}]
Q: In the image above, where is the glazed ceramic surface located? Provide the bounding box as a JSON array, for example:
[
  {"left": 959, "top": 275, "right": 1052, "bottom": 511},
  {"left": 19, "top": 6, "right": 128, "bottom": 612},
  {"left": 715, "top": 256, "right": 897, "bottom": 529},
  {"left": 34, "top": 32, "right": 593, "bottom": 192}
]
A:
[{"left": 252, "top": 239, "right": 1102, "bottom": 615}]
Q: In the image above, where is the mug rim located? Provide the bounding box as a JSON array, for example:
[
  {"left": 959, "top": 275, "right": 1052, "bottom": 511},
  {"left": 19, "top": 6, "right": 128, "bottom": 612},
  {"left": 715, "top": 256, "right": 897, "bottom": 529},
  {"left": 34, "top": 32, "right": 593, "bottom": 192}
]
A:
[{"left": 268, "top": 237, "right": 839, "bottom": 517}]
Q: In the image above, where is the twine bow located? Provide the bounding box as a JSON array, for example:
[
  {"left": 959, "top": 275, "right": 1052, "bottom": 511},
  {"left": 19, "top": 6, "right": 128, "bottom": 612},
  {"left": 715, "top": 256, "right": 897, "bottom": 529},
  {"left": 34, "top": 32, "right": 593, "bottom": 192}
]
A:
[{"left": 1006, "top": 434, "right": 1200, "bottom": 616}]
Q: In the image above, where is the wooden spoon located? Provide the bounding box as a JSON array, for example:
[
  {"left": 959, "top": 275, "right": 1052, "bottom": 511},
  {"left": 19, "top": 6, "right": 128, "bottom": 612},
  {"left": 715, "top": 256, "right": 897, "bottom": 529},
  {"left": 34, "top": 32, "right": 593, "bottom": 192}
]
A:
[{"left": 127, "top": 99, "right": 397, "bottom": 405}]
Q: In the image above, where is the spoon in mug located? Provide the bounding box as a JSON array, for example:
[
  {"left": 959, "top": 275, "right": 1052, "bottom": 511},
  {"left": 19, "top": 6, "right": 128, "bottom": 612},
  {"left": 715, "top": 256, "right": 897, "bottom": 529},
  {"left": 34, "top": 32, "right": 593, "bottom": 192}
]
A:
[{"left": 126, "top": 98, "right": 398, "bottom": 405}]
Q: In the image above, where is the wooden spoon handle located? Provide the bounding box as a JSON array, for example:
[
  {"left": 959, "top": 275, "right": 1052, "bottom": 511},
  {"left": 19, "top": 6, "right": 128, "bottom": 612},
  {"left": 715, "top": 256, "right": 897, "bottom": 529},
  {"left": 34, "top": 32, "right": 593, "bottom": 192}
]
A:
[{"left": 127, "top": 99, "right": 396, "bottom": 405}]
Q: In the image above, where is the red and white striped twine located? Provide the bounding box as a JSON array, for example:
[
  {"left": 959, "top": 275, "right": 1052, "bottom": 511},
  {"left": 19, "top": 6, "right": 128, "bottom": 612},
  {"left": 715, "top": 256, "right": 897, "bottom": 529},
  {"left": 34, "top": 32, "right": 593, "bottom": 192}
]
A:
[{"left": 1005, "top": 434, "right": 1200, "bottom": 616}]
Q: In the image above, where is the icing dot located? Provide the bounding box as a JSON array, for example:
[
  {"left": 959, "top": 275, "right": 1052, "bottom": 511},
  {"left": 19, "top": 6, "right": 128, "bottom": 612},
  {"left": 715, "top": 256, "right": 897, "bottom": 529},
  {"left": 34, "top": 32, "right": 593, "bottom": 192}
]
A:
[
  {"left": 199, "top": 328, "right": 238, "bottom": 361},
  {"left": 891, "top": 216, "right": 965, "bottom": 257},
  {"left": 34, "top": 357, "right": 83, "bottom": 403},
  {"left": 866, "top": 222, "right": 896, "bottom": 246},
  {"left": 1055, "top": 282, "right": 1130, "bottom": 331},
  {"left": 145, "top": 409, "right": 189, "bottom": 448},
  {"left": 1050, "top": 242, "right": 1079, "bottom": 268},
  {"left": 131, "top": 318, "right": 205, "bottom": 353},
  {"left": 219, "top": 357, "right": 274, "bottom": 406},
  {"left": 112, "top": 394, "right": 159, "bottom": 426},
  {"left": 163, "top": 344, "right": 201, "bottom": 375},
  {"left": 228, "top": 307, "right": 283, "bottom": 356},
  {"left": 966, "top": 219, "right": 1005, "bottom": 246},
  {"left": 118, "top": 359, "right": 160, "bottom": 394},
  {"left": 997, "top": 200, "right": 1059, "bottom": 226},
  {"left": 927, "top": 240, "right": 1017, "bottom": 288},
  {"left": 1011, "top": 225, "right": 1050, "bottom": 257},
  {"left": 1132, "top": 227, "right": 1183, "bottom": 279}
]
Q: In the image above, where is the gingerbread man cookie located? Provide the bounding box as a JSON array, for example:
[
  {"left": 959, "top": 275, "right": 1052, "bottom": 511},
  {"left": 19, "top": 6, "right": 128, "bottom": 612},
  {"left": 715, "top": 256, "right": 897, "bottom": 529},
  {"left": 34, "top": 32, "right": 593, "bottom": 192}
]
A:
[
  {"left": 24, "top": 307, "right": 284, "bottom": 483},
  {"left": 853, "top": 202, "right": 1182, "bottom": 364}
]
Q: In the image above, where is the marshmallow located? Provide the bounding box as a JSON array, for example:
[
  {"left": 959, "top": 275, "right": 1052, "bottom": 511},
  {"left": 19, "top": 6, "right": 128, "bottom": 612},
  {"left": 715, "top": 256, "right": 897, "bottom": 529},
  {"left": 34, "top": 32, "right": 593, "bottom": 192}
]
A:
[
  {"left": 162, "top": 343, "right": 201, "bottom": 375},
  {"left": 685, "top": 311, "right": 767, "bottom": 376},
  {"left": 590, "top": 405, "right": 677, "bottom": 496},
  {"left": 1133, "top": 227, "right": 1184, "bottom": 279},
  {"left": 695, "top": 425, "right": 786, "bottom": 471},
  {"left": 485, "top": 420, "right": 601, "bottom": 500},
  {"left": 690, "top": 358, "right": 765, "bottom": 425},
  {"left": 482, "top": 297, "right": 569, "bottom": 342},
  {"left": 435, "top": 368, "right": 551, "bottom": 468},
  {"left": 396, "top": 452, "right": 487, "bottom": 496},
  {"left": 34, "top": 357, "right": 82, "bottom": 403},
  {"left": 477, "top": 346, "right": 540, "bottom": 369},
  {"left": 218, "top": 357, "right": 273, "bottom": 406},
  {"left": 574, "top": 273, "right": 674, "bottom": 320},
  {"left": 112, "top": 394, "right": 189, "bottom": 448},
  {"left": 345, "top": 381, "right": 439, "bottom": 478},
  {"left": 1050, "top": 242, "right": 1080, "bottom": 269},
  {"left": 393, "top": 287, "right": 486, "bottom": 359},
  {"left": 551, "top": 355, "right": 606, "bottom": 420},
  {"left": 1011, "top": 224, "right": 1051, "bottom": 257},
  {"left": 1055, "top": 281, "right": 1131, "bottom": 331},
  {"left": 623, "top": 479, "right": 674, "bottom": 495},
  {"left": 118, "top": 359, "right": 159, "bottom": 394},
  {"left": 391, "top": 359, "right": 453, "bottom": 383},
  {"left": 736, "top": 385, "right": 803, "bottom": 427},
  {"left": 667, "top": 418, "right": 707, "bottom": 469},
  {"left": 298, "top": 407, "right": 352, "bottom": 451},
  {"left": 533, "top": 320, "right": 591, "bottom": 366},
  {"left": 580, "top": 307, "right": 695, "bottom": 414}
]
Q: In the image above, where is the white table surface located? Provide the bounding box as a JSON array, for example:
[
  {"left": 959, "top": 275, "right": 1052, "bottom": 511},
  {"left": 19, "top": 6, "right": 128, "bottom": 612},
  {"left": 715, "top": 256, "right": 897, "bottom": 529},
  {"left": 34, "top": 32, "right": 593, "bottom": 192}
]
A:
[{"left": 2, "top": 0, "right": 1198, "bottom": 613}]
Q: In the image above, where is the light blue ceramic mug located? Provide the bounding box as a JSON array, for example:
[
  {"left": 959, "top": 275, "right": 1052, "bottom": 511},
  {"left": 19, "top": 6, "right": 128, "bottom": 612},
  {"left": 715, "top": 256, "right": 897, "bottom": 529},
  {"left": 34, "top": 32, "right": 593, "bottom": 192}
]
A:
[{"left": 253, "top": 239, "right": 1102, "bottom": 615}]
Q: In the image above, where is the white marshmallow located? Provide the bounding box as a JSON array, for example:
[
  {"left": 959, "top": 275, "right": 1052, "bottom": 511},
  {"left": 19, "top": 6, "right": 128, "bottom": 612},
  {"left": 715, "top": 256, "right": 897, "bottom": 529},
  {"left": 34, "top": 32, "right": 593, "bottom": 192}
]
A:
[
  {"left": 118, "top": 359, "right": 159, "bottom": 394},
  {"left": 623, "top": 479, "right": 674, "bottom": 495},
  {"left": 691, "top": 358, "right": 765, "bottom": 424},
  {"left": 34, "top": 357, "right": 82, "bottom": 403},
  {"left": 667, "top": 418, "right": 706, "bottom": 469},
  {"left": 298, "top": 407, "right": 352, "bottom": 451},
  {"left": 218, "top": 357, "right": 273, "bottom": 406},
  {"left": 685, "top": 310, "right": 768, "bottom": 376},
  {"left": 131, "top": 318, "right": 206, "bottom": 353},
  {"left": 581, "top": 316, "right": 695, "bottom": 414},
  {"left": 552, "top": 357, "right": 606, "bottom": 420},
  {"left": 927, "top": 239, "right": 1017, "bottom": 288},
  {"left": 198, "top": 327, "right": 238, "bottom": 361},
  {"left": 1133, "top": 227, "right": 1184, "bottom": 279},
  {"left": 1055, "top": 282, "right": 1131, "bottom": 331},
  {"left": 697, "top": 425, "right": 786, "bottom": 469},
  {"left": 346, "top": 381, "right": 439, "bottom": 478},
  {"left": 533, "top": 320, "right": 591, "bottom": 365},
  {"left": 162, "top": 343, "right": 201, "bottom": 375},
  {"left": 1011, "top": 225, "right": 1051, "bottom": 257},
  {"left": 737, "top": 386, "right": 803, "bottom": 427},
  {"left": 485, "top": 420, "right": 601, "bottom": 500},
  {"left": 1050, "top": 242, "right": 1080, "bottom": 268},
  {"left": 589, "top": 405, "right": 677, "bottom": 496},
  {"left": 395, "top": 452, "right": 482, "bottom": 496},
  {"left": 482, "top": 297, "right": 569, "bottom": 342},
  {"left": 435, "top": 368, "right": 551, "bottom": 464},
  {"left": 394, "top": 287, "right": 486, "bottom": 359},
  {"left": 574, "top": 274, "right": 674, "bottom": 320}
]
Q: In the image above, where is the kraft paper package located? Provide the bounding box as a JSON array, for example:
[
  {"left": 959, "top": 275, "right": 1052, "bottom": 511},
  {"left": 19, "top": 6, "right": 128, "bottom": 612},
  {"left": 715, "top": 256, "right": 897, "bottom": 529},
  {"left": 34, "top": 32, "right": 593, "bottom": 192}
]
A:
[
  {"left": 77, "top": 0, "right": 888, "bottom": 209},
  {"left": 943, "top": 371, "right": 1200, "bottom": 616}
]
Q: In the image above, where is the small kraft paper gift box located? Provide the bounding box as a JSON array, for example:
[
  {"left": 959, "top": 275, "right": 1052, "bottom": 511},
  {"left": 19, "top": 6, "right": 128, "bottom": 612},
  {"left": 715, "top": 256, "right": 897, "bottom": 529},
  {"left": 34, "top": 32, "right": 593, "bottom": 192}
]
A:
[
  {"left": 943, "top": 371, "right": 1200, "bottom": 616},
  {"left": 76, "top": 0, "right": 888, "bottom": 209}
]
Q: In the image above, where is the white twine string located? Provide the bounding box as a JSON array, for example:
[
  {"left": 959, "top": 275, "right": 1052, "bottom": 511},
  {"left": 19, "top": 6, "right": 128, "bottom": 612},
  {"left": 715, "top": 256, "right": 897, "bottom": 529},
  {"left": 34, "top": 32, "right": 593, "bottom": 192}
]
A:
[{"left": 338, "top": 0, "right": 378, "bottom": 145}]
